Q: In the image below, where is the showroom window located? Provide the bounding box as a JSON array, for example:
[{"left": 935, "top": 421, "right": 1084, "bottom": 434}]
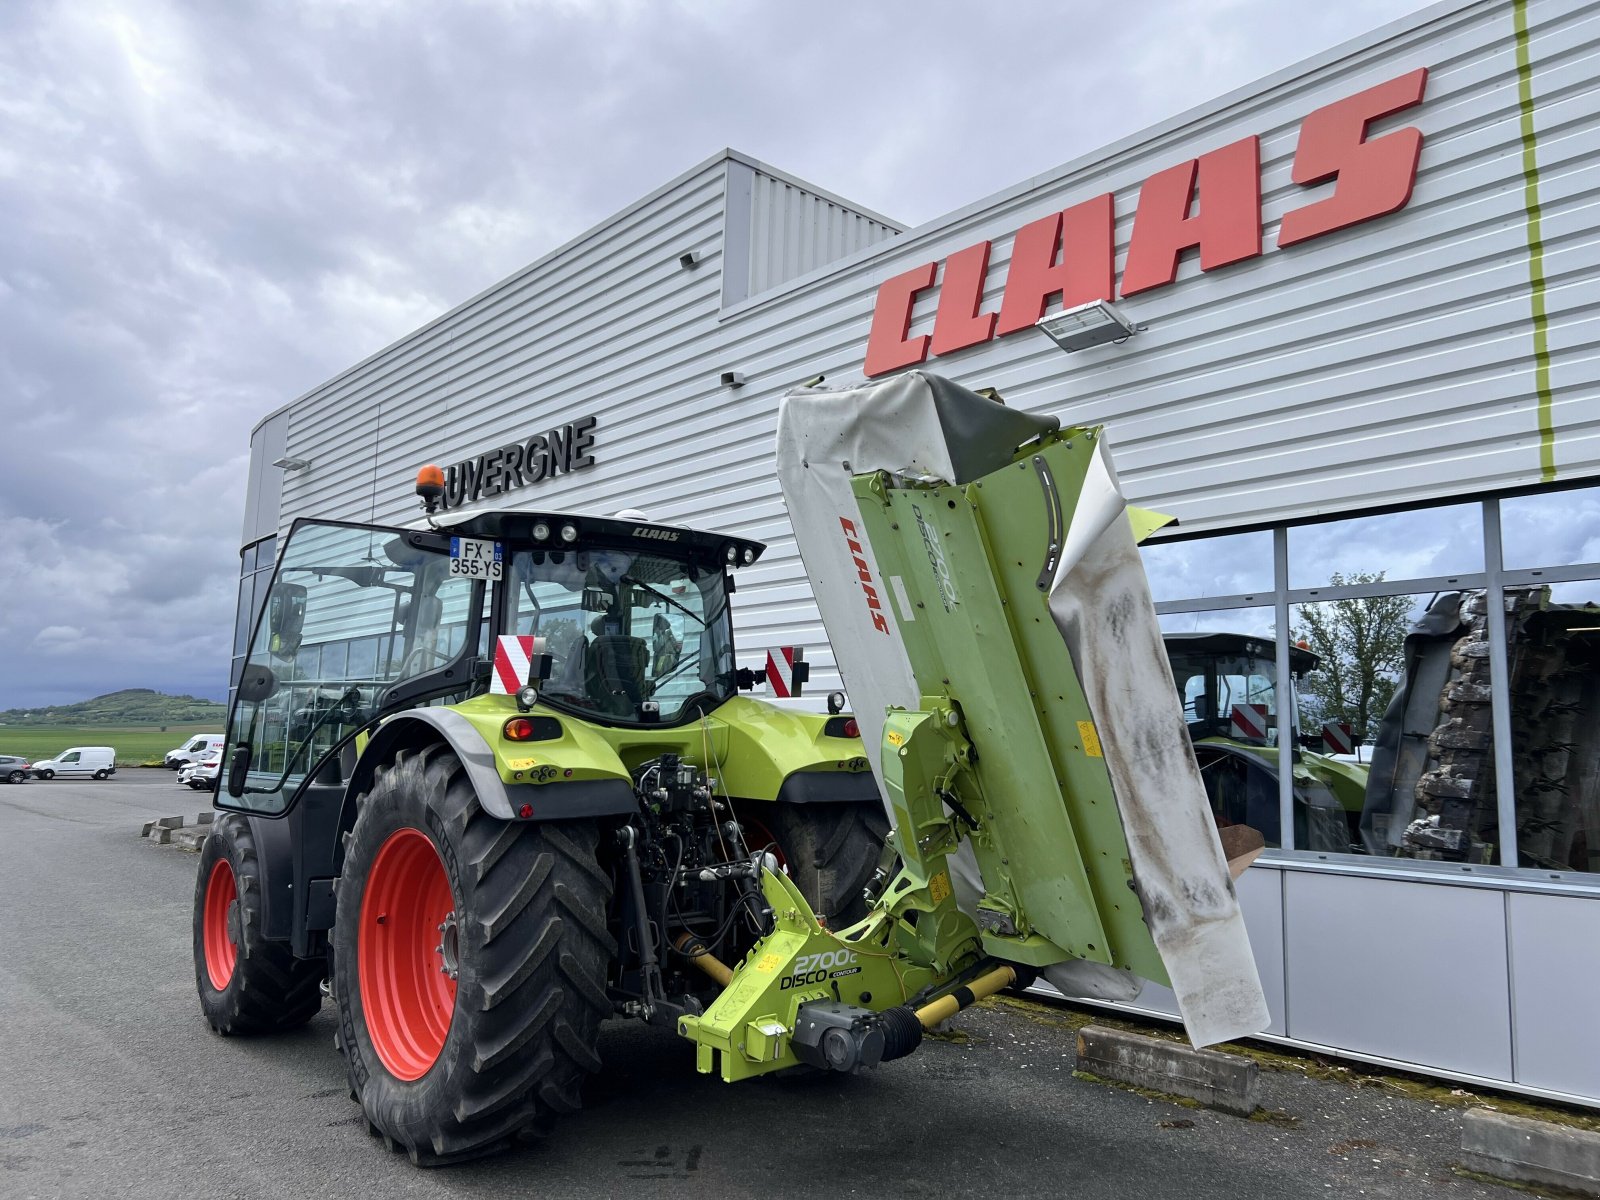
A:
[{"left": 1142, "top": 484, "right": 1600, "bottom": 877}]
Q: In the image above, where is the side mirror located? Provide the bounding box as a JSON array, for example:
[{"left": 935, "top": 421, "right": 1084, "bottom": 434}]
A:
[
  {"left": 226, "top": 744, "right": 252, "bottom": 798},
  {"left": 269, "top": 583, "right": 308, "bottom": 658}
]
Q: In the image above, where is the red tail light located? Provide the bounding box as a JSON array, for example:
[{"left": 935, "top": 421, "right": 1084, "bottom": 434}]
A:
[{"left": 824, "top": 716, "right": 860, "bottom": 739}]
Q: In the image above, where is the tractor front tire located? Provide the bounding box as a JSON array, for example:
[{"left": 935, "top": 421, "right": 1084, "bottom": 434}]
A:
[
  {"left": 760, "top": 800, "right": 888, "bottom": 928},
  {"left": 193, "top": 814, "right": 324, "bottom": 1034},
  {"left": 333, "top": 744, "right": 614, "bottom": 1166}
]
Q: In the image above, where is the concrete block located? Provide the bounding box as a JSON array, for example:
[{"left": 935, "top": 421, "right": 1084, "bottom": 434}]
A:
[
  {"left": 155, "top": 815, "right": 185, "bottom": 829},
  {"left": 172, "top": 828, "right": 209, "bottom": 852},
  {"left": 195, "top": 811, "right": 215, "bottom": 824},
  {"left": 140, "top": 820, "right": 156, "bottom": 838},
  {"left": 1460, "top": 1108, "right": 1600, "bottom": 1195},
  {"left": 1075, "top": 1024, "right": 1260, "bottom": 1117},
  {"left": 151, "top": 827, "right": 175, "bottom": 844}
]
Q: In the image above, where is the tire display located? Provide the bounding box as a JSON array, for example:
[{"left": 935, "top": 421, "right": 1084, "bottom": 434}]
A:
[
  {"left": 333, "top": 744, "right": 614, "bottom": 1166},
  {"left": 193, "top": 814, "right": 324, "bottom": 1034}
]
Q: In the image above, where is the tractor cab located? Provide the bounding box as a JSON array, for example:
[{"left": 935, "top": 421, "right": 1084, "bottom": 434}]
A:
[
  {"left": 1163, "top": 631, "right": 1316, "bottom": 747},
  {"left": 1162, "top": 631, "right": 1364, "bottom": 854},
  {"left": 222, "top": 511, "right": 761, "bottom": 812}
]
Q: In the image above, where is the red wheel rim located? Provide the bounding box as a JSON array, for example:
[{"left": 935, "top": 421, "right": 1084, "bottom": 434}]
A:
[
  {"left": 740, "top": 814, "right": 788, "bottom": 873},
  {"left": 358, "top": 828, "right": 458, "bottom": 1081},
  {"left": 203, "top": 859, "right": 239, "bottom": 990}
]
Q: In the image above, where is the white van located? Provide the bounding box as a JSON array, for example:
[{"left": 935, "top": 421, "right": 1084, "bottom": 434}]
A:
[
  {"left": 31, "top": 747, "right": 117, "bottom": 780},
  {"left": 164, "top": 734, "right": 225, "bottom": 769}
]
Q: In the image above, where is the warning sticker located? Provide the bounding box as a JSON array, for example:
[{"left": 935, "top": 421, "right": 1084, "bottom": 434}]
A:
[
  {"left": 928, "top": 871, "right": 952, "bottom": 904},
  {"left": 755, "top": 953, "right": 782, "bottom": 973},
  {"left": 1077, "top": 720, "right": 1104, "bottom": 758},
  {"left": 886, "top": 730, "right": 905, "bottom": 748}
]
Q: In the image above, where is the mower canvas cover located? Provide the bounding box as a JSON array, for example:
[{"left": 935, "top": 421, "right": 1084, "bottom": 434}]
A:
[{"left": 774, "top": 371, "right": 1268, "bottom": 1048}]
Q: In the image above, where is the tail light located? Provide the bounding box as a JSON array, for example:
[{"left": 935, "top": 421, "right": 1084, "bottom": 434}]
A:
[
  {"left": 504, "top": 716, "right": 563, "bottom": 742},
  {"left": 824, "top": 717, "right": 860, "bottom": 739}
]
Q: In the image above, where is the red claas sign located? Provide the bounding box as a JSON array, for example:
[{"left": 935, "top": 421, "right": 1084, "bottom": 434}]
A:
[{"left": 864, "top": 68, "right": 1429, "bottom": 377}]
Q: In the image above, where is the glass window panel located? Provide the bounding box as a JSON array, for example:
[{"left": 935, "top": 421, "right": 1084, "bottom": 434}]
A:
[
  {"left": 1141, "top": 530, "right": 1273, "bottom": 604},
  {"left": 1507, "top": 580, "right": 1600, "bottom": 874},
  {"left": 318, "top": 640, "right": 348, "bottom": 680},
  {"left": 1159, "top": 605, "right": 1276, "bottom": 640},
  {"left": 1288, "top": 503, "right": 1483, "bottom": 589},
  {"left": 347, "top": 637, "right": 379, "bottom": 680},
  {"left": 1292, "top": 588, "right": 1498, "bottom": 863},
  {"left": 1500, "top": 485, "right": 1600, "bottom": 571},
  {"left": 241, "top": 544, "right": 257, "bottom": 574},
  {"left": 233, "top": 576, "right": 254, "bottom": 657}
]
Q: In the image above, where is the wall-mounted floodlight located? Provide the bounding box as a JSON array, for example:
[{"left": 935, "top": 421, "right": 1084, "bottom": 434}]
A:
[
  {"left": 272, "top": 456, "right": 312, "bottom": 471},
  {"left": 1034, "top": 299, "right": 1137, "bottom": 354},
  {"left": 720, "top": 370, "right": 746, "bottom": 389},
  {"left": 678, "top": 249, "right": 701, "bottom": 269}
]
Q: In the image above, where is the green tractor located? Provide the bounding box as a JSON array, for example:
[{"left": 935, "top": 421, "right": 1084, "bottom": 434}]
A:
[
  {"left": 195, "top": 508, "right": 883, "bottom": 1163},
  {"left": 1163, "top": 631, "right": 1368, "bottom": 852},
  {"left": 195, "top": 373, "right": 1266, "bottom": 1167}
]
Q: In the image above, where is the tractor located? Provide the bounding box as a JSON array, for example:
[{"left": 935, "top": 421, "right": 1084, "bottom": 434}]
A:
[{"left": 194, "top": 372, "right": 1265, "bottom": 1165}]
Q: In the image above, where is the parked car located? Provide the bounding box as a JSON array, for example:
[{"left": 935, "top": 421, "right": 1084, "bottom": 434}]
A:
[
  {"left": 1, "top": 755, "right": 32, "bottom": 784},
  {"left": 31, "top": 746, "right": 117, "bottom": 780},
  {"left": 176, "top": 749, "right": 222, "bottom": 788},
  {"left": 164, "top": 734, "right": 224, "bottom": 769}
]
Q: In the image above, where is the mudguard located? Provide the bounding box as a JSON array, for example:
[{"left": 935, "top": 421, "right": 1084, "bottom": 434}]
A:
[{"left": 349, "top": 709, "right": 635, "bottom": 821}]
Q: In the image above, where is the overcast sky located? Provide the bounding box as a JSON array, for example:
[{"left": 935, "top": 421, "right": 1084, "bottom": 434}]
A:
[{"left": 0, "top": 0, "right": 1457, "bottom": 710}]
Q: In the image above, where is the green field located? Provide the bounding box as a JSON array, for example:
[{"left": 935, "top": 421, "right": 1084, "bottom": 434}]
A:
[{"left": 0, "top": 722, "right": 223, "bottom": 767}]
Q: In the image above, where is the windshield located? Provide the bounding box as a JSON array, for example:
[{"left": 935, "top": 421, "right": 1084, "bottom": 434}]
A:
[
  {"left": 509, "top": 546, "right": 734, "bottom": 723},
  {"left": 1169, "top": 649, "right": 1300, "bottom": 745}
]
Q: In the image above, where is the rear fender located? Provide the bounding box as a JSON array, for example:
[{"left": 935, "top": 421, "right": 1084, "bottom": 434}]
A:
[{"left": 342, "top": 710, "right": 636, "bottom": 857}]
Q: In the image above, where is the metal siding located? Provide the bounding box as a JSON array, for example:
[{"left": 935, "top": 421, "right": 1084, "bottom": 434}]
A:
[
  {"left": 1506, "top": 892, "right": 1600, "bottom": 1095},
  {"left": 746, "top": 168, "right": 901, "bottom": 298},
  {"left": 1284, "top": 870, "right": 1514, "bottom": 1079}
]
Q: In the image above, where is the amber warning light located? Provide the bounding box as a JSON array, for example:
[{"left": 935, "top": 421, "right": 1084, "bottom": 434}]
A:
[{"left": 416, "top": 464, "right": 446, "bottom": 514}]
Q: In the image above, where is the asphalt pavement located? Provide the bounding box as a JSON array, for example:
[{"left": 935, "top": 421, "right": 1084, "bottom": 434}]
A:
[{"left": 0, "top": 771, "right": 1528, "bottom": 1199}]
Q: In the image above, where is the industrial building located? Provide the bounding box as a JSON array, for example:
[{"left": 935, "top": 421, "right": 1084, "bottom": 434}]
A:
[{"left": 236, "top": 0, "right": 1600, "bottom": 1105}]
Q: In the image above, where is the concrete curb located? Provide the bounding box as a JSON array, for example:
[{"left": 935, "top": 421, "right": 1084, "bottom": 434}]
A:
[
  {"left": 1075, "top": 1024, "right": 1260, "bottom": 1117},
  {"left": 1460, "top": 1108, "right": 1600, "bottom": 1196},
  {"left": 139, "top": 814, "right": 217, "bottom": 853}
]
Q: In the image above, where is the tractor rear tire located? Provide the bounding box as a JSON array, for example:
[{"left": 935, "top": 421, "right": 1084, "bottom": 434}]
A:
[
  {"left": 759, "top": 800, "right": 888, "bottom": 928},
  {"left": 193, "top": 814, "right": 324, "bottom": 1034},
  {"left": 333, "top": 744, "right": 614, "bottom": 1166}
]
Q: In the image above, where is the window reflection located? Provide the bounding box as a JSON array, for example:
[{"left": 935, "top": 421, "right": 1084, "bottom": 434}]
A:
[
  {"left": 1296, "top": 590, "right": 1498, "bottom": 863},
  {"left": 1141, "top": 530, "right": 1273, "bottom": 604},
  {"left": 1500, "top": 486, "right": 1600, "bottom": 571},
  {"left": 1288, "top": 503, "right": 1482, "bottom": 589},
  {"left": 1507, "top": 580, "right": 1600, "bottom": 873}
]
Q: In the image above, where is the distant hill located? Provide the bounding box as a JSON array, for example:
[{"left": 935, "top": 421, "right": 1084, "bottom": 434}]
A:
[{"left": 0, "top": 689, "right": 227, "bottom": 726}]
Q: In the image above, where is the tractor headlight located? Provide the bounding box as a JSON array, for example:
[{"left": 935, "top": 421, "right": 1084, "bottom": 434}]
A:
[
  {"left": 560, "top": 523, "right": 578, "bottom": 543},
  {"left": 516, "top": 685, "right": 539, "bottom": 711},
  {"left": 532, "top": 521, "right": 550, "bottom": 541},
  {"left": 741, "top": 547, "right": 755, "bottom": 565},
  {"left": 725, "top": 544, "right": 737, "bottom": 563}
]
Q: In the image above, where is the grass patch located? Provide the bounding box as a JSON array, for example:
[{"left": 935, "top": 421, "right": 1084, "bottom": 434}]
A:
[
  {"left": 1452, "top": 1166, "right": 1586, "bottom": 1199},
  {"left": 0, "top": 723, "right": 221, "bottom": 767},
  {"left": 993, "top": 992, "right": 1600, "bottom": 1136}
]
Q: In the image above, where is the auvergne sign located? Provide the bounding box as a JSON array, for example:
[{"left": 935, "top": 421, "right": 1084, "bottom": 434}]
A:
[{"left": 442, "top": 415, "right": 597, "bottom": 509}]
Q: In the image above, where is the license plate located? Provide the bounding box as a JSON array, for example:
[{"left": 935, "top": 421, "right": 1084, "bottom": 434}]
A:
[{"left": 450, "top": 536, "right": 502, "bottom": 580}]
